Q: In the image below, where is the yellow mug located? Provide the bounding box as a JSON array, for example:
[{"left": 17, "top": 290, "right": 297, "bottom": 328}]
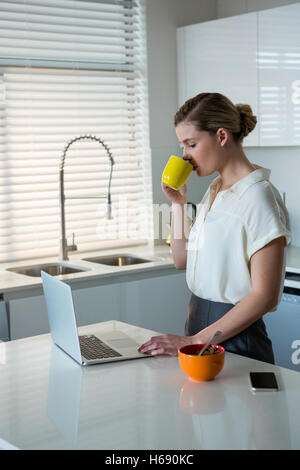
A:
[{"left": 162, "top": 155, "right": 193, "bottom": 190}]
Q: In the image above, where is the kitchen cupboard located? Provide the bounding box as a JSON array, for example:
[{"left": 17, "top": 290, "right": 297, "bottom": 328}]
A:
[
  {"left": 0, "top": 301, "right": 9, "bottom": 341},
  {"left": 8, "top": 272, "right": 190, "bottom": 340},
  {"left": 259, "top": 3, "right": 300, "bottom": 146},
  {"left": 119, "top": 273, "right": 190, "bottom": 334},
  {"left": 177, "top": 11, "right": 259, "bottom": 147},
  {"left": 177, "top": 3, "right": 300, "bottom": 147},
  {"left": 8, "top": 283, "right": 121, "bottom": 341}
]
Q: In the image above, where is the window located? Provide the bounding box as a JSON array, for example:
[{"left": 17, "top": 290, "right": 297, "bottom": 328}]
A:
[{"left": 0, "top": 0, "right": 153, "bottom": 262}]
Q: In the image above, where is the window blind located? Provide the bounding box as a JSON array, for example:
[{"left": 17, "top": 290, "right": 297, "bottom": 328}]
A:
[
  {"left": 0, "top": 0, "right": 141, "bottom": 70},
  {"left": 0, "top": 0, "right": 153, "bottom": 262}
]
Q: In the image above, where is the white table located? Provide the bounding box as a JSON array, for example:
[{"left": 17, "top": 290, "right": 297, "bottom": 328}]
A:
[{"left": 0, "top": 320, "right": 299, "bottom": 450}]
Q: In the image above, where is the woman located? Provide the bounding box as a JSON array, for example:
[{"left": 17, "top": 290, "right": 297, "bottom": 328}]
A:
[{"left": 139, "top": 92, "right": 291, "bottom": 363}]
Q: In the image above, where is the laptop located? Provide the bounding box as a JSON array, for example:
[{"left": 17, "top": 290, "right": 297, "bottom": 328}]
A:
[{"left": 41, "top": 270, "right": 148, "bottom": 366}]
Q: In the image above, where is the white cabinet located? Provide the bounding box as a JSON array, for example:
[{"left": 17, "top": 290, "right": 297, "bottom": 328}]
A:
[
  {"left": 119, "top": 272, "right": 190, "bottom": 335},
  {"left": 8, "top": 272, "right": 190, "bottom": 340},
  {"left": 177, "top": 12, "right": 259, "bottom": 146},
  {"left": 177, "top": 3, "right": 300, "bottom": 147},
  {"left": 9, "top": 283, "right": 121, "bottom": 340},
  {"left": 9, "top": 296, "right": 49, "bottom": 340},
  {"left": 73, "top": 284, "right": 121, "bottom": 326},
  {"left": 258, "top": 3, "right": 300, "bottom": 146}
]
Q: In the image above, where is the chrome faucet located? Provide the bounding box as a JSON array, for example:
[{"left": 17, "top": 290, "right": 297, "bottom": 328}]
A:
[{"left": 59, "top": 135, "right": 115, "bottom": 261}]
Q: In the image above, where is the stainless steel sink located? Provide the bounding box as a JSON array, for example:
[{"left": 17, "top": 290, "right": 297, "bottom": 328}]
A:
[
  {"left": 82, "top": 254, "right": 152, "bottom": 266},
  {"left": 7, "top": 263, "right": 88, "bottom": 278}
]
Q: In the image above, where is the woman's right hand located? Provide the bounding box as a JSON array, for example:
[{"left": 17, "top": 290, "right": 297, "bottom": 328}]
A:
[{"left": 161, "top": 182, "right": 187, "bottom": 205}]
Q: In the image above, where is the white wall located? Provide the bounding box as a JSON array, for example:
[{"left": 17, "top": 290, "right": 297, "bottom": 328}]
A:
[
  {"left": 245, "top": 147, "right": 300, "bottom": 247},
  {"left": 145, "top": 0, "right": 217, "bottom": 243},
  {"left": 215, "top": 0, "right": 300, "bottom": 247}
]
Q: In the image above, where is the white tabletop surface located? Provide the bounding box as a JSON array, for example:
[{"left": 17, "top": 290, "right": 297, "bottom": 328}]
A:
[{"left": 0, "top": 320, "right": 300, "bottom": 451}]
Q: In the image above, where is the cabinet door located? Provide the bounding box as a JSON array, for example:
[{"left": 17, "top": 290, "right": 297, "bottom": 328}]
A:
[
  {"left": 258, "top": 3, "right": 300, "bottom": 146},
  {"left": 72, "top": 284, "right": 121, "bottom": 326},
  {"left": 9, "top": 296, "right": 49, "bottom": 340},
  {"left": 177, "top": 12, "right": 259, "bottom": 146},
  {"left": 9, "top": 284, "right": 121, "bottom": 340},
  {"left": 8, "top": 275, "right": 189, "bottom": 340},
  {"left": 264, "top": 293, "right": 300, "bottom": 372},
  {"left": 119, "top": 272, "right": 190, "bottom": 335}
]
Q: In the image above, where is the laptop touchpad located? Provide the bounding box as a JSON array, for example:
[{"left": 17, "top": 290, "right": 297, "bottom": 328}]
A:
[{"left": 107, "top": 338, "right": 138, "bottom": 349}]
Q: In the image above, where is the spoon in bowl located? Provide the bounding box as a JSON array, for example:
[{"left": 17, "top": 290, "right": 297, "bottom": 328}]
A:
[{"left": 197, "top": 330, "right": 222, "bottom": 356}]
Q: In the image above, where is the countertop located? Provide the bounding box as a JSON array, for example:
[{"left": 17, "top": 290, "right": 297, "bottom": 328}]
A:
[
  {"left": 1, "top": 244, "right": 300, "bottom": 301},
  {"left": 0, "top": 244, "right": 176, "bottom": 300},
  {"left": 0, "top": 320, "right": 299, "bottom": 450}
]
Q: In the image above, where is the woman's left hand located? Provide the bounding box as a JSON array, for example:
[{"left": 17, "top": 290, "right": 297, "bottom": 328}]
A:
[{"left": 138, "top": 334, "right": 197, "bottom": 356}]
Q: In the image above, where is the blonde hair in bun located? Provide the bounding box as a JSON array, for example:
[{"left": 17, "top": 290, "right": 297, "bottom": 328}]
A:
[
  {"left": 174, "top": 92, "right": 257, "bottom": 143},
  {"left": 235, "top": 103, "right": 257, "bottom": 138}
]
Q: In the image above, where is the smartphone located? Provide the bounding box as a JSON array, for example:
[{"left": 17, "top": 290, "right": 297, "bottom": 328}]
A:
[{"left": 249, "top": 372, "right": 279, "bottom": 392}]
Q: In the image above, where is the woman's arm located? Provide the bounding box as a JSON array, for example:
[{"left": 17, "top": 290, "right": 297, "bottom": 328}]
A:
[
  {"left": 197, "top": 235, "right": 286, "bottom": 344},
  {"left": 162, "top": 182, "right": 190, "bottom": 269},
  {"left": 170, "top": 201, "right": 191, "bottom": 269},
  {"left": 138, "top": 236, "right": 286, "bottom": 355}
]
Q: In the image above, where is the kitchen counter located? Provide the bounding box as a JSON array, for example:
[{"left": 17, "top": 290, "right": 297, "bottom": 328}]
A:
[
  {"left": 0, "top": 244, "right": 192, "bottom": 343},
  {"left": 0, "top": 243, "right": 299, "bottom": 301},
  {"left": 0, "top": 244, "right": 176, "bottom": 301},
  {"left": 0, "top": 320, "right": 299, "bottom": 450}
]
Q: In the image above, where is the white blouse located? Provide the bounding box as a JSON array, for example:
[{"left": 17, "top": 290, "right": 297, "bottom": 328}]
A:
[{"left": 186, "top": 165, "right": 291, "bottom": 307}]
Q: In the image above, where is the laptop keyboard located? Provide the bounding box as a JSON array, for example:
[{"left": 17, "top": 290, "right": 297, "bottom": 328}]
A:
[{"left": 79, "top": 334, "right": 122, "bottom": 360}]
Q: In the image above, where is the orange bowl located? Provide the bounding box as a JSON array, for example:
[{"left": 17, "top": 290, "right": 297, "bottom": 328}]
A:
[{"left": 178, "top": 344, "right": 225, "bottom": 382}]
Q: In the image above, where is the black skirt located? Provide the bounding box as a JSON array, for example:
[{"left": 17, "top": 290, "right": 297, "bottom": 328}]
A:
[{"left": 185, "top": 293, "right": 275, "bottom": 364}]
